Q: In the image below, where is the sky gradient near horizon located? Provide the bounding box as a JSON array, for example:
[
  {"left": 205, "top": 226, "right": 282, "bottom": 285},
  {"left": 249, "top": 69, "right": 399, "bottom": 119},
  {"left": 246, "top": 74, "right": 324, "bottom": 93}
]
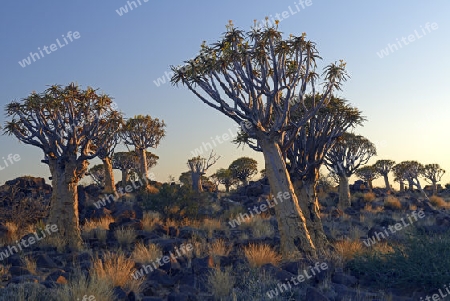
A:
[{"left": 1, "top": 1, "right": 449, "bottom": 188}]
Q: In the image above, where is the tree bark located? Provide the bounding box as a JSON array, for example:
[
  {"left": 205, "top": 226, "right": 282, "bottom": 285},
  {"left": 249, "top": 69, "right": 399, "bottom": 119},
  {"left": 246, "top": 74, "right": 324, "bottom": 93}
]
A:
[
  {"left": 191, "top": 172, "right": 203, "bottom": 193},
  {"left": 102, "top": 157, "right": 116, "bottom": 194},
  {"left": 259, "top": 138, "right": 316, "bottom": 259},
  {"left": 48, "top": 158, "right": 82, "bottom": 249},
  {"left": 368, "top": 180, "right": 373, "bottom": 192},
  {"left": 338, "top": 175, "right": 351, "bottom": 209},
  {"left": 383, "top": 174, "right": 391, "bottom": 191},
  {"left": 432, "top": 181, "right": 437, "bottom": 196},
  {"left": 137, "top": 148, "right": 148, "bottom": 178},
  {"left": 121, "top": 169, "right": 129, "bottom": 189},
  {"left": 225, "top": 184, "right": 230, "bottom": 192},
  {"left": 399, "top": 181, "right": 404, "bottom": 192},
  {"left": 293, "top": 173, "right": 328, "bottom": 253}
]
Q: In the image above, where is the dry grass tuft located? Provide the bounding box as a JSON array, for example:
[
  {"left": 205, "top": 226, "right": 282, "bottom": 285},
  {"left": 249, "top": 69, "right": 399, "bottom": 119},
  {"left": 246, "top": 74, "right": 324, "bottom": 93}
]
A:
[
  {"left": 363, "top": 192, "right": 376, "bottom": 202},
  {"left": 429, "top": 195, "right": 447, "bottom": 208},
  {"left": 131, "top": 242, "right": 163, "bottom": 264},
  {"left": 24, "top": 256, "right": 37, "bottom": 274},
  {"left": 208, "top": 239, "right": 232, "bottom": 257},
  {"left": 201, "top": 218, "right": 222, "bottom": 238},
  {"left": 208, "top": 266, "right": 235, "bottom": 299},
  {"left": 335, "top": 240, "right": 364, "bottom": 262},
  {"left": 4, "top": 222, "right": 19, "bottom": 242},
  {"left": 243, "top": 244, "right": 281, "bottom": 268},
  {"left": 114, "top": 227, "right": 136, "bottom": 246},
  {"left": 384, "top": 196, "right": 402, "bottom": 210},
  {"left": 142, "top": 211, "right": 162, "bottom": 231}
]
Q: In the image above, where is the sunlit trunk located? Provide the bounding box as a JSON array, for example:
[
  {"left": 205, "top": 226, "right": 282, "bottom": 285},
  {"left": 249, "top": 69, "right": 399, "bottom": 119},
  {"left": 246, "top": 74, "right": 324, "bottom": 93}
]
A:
[
  {"left": 383, "top": 174, "right": 391, "bottom": 191},
  {"left": 48, "top": 158, "right": 82, "bottom": 249},
  {"left": 121, "top": 169, "right": 129, "bottom": 189},
  {"left": 260, "top": 138, "right": 316, "bottom": 259},
  {"left": 102, "top": 157, "right": 116, "bottom": 194},
  {"left": 191, "top": 172, "right": 203, "bottom": 193},
  {"left": 137, "top": 148, "right": 148, "bottom": 177}
]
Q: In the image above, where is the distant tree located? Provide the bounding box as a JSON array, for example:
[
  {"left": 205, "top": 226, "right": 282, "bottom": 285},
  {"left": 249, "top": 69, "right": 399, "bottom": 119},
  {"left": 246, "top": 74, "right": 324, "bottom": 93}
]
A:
[
  {"left": 422, "top": 164, "right": 445, "bottom": 195},
  {"left": 187, "top": 151, "right": 220, "bottom": 193},
  {"left": 171, "top": 21, "right": 348, "bottom": 257},
  {"left": 211, "top": 168, "right": 238, "bottom": 192},
  {"left": 129, "top": 151, "right": 159, "bottom": 182},
  {"left": 396, "top": 161, "right": 424, "bottom": 192},
  {"left": 373, "top": 159, "right": 396, "bottom": 191},
  {"left": 392, "top": 162, "right": 408, "bottom": 192},
  {"left": 355, "top": 165, "right": 380, "bottom": 192},
  {"left": 228, "top": 157, "right": 258, "bottom": 186},
  {"left": 3, "top": 83, "right": 121, "bottom": 248},
  {"left": 87, "top": 164, "right": 105, "bottom": 187},
  {"left": 112, "top": 151, "right": 139, "bottom": 189},
  {"left": 121, "top": 115, "right": 165, "bottom": 180},
  {"left": 325, "top": 133, "right": 376, "bottom": 208}
]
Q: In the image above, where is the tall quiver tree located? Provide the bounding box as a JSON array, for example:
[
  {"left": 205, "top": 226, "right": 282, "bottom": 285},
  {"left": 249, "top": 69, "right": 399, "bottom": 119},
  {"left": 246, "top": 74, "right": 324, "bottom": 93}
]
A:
[
  {"left": 355, "top": 165, "right": 380, "bottom": 192},
  {"left": 396, "top": 161, "right": 424, "bottom": 191},
  {"left": 112, "top": 151, "right": 139, "bottom": 189},
  {"left": 94, "top": 113, "right": 122, "bottom": 194},
  {"left": 287, "top": 95, "right": 364, "bottom": 250},
  {"left": 325, "top": 133, "right": 376, "bottom": 208},
  {"left": 121, "top": 115, "right": 165, "bottom": 181},
  {"left": 392, "top": 162, "right": 408, "bottom": 191},
  {"left": 3, "top": 83, "right": 121, "bottom": 249},
  {"left": 422, "top": 164, "right": 445, "bottom": 195},
  {"left": 229, "top": 157, "right": 258, "bottom": 186},
  {"left": 171, "top": 21, "right": 348, "bottom": 258},
  {"left": 373, "top": 159, "right": 395, "bottom": 191},
  {"left": 187, "top": 151, "right": 220, "bottom": 193}
]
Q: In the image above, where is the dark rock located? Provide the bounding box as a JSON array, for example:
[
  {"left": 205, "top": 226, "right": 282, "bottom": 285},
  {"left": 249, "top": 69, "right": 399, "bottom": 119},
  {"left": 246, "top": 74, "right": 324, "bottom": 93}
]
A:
[
  {"left": 35, "top": 254, "right": 58, "bottom": 268},
  {"left": 306, "top": 287, "right": 330, "bottom": 301},
  {"left": 113, "top": 286, "right": 128, "bottom": 300},
  {"left": 332, "top": 271, "right": 357, "bottom": 286},
  {"left": 9, "top": 266, "right": 32, "bottom": 276},
  {"left": 167, "top": 293, "right": 188, "bottom": 301},
  {"left": 148, "top": 269, "right": 176, "bottom": 287}
]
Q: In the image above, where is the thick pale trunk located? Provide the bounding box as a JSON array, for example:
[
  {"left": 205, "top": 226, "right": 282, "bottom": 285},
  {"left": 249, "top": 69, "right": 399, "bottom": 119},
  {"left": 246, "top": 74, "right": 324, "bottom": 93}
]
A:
[
  {"left": 191, "top": 173, "right": 203, "bottom": 193},
  {"left": 102, "top": 157, "right": 116, "bottom": 194},
  {"left": 338, "top": 175, "right": 350, "bottom": 208},
  {"left": 399, "top": 181, "right": 404, "bottom": 191},
  {"left": 48, "top": 159, "right": 82, "bottom": 249},
  {"left": 260, "top": 138, "right": 316, "bottom": 259},
  {"left": 368, "top": 180, "right": 373, "bottom": 192},
  {"left": 408, "top": 180, "right": 414, "bottom": 191},
  {"left": 383, "top": 174, "right": 391, "bottom": 191},
  {"left": 138, "top": 148, "right": 148, "bottom": 178},
  {"left": 225, "top": 184, "right": 230, "bottom": 193},
  {"left": 432, "top": 181, "right": 438, "bottom": 196},
  {"left": 293, "top": 174, "right": 328, "bottom": 253}
]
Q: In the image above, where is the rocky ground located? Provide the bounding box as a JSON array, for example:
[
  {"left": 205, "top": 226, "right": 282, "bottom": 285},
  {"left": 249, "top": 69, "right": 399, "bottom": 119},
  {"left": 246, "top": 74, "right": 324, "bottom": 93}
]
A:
[{"left": 0, "top": 176, "right": 450, "bottom": 301}]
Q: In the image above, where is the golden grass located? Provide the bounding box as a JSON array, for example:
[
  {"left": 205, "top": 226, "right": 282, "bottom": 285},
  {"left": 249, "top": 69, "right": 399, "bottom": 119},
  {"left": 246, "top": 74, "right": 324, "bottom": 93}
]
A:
[
  {"left": 24, "top": 256, "right": 36, "bottom": 275},
  {"left": 335, "top": 240, "right": 364, "bottom": 262},
  {"left": 384, "top": 196, "right": 402, "bottom": 210},
  {"left": 38, "top": 233, "right": 68, "bottom": 253},
  {"left": 131, "top": 242, "right": 163, "bottom": 264},
  {"left": 55, "top": 269, "right": 115, "bottom": 301},
  {"left": 251, "top": 216, "right": 274, "bottom": 238},
  {"left": 363, "top": 192, "right": 376, "bottom": 202},
  {"left": 83, "top": 216, "right": 115, "bottom": 232},
  {"left": 4, "top": 221, "right": 19, "bottom": 242},
  {"left": 429, "top": 195, "right": 448, "bottom": 208},
  {"left": 92, "top": 251, "right": 142, "bottom": 293},
  {"left": 95, "top": 228, "right": 108, "bottom": 243},
  {"left": 243, "top": 244, "right": 281, "bottom": 268},
  {"left": 201, "top": 218, "right": 222, "bottom": 238},
  {"left": 208, "top": 239, "right": 232, "bottom": 257},
  {"left": 208, "top": 266, "right": 235, "bottom": 299},
  {"left": 114, "top": 227, "right": 136, "bottom": 246},
  {"left": 142, "top": 211, "right": 162, "bottom": 231}
]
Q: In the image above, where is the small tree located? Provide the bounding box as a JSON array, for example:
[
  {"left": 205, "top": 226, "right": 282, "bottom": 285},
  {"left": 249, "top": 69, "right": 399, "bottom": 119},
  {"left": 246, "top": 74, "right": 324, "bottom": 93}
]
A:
[
  {"left": 373, "top": 159, "right": 395, "bottom": 191},
  {"left": 228, "top": 157, "right": 258, "bottom": 186},
  {"left": 355, "top": 165, "right": 380, "bottom": 192},
  {"left": 212, "top": 168, "right": 238, "bottom": 192},
  {"left": 121, "top": 115, "right": 165, "bottom": 180},
  {"left": 3, "top": 83, "right": 121, "bottom": 248},
  {"left": 187, "top": 151, "right": 220, "bottom": 193},
  {"left": 112, "top": 151, "right": 139, "bottom": 189},
  {"left": 325, "top": 133, "right": 377, "bottom": 208},
  {"left": 422, "top": 164, "right": 445, "bottom": 195},
  {"left": 396, "top": 161, "right": 424, "bottom": 192},
  {"left": 392, "top": 162, "right": 408, "bottom": 192}
]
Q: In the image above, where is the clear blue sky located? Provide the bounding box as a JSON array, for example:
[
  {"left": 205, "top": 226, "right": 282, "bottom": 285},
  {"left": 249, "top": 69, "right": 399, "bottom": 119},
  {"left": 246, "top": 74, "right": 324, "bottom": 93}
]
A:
[{"left": 1, "top": 1, "right": 449, "bottom": 189}]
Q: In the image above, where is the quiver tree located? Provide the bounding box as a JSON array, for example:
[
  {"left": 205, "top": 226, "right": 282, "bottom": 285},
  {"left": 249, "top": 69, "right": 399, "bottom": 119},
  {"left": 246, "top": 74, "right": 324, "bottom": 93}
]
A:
[
  {"left": 396, "top": 161, "right": 424, "bottom": 192},
  {"left": 171, "top": 21, "right": 348, "bottom": 258},
  {"left": 422, "top": 164, "right": 445, "bottom": 195},
  {"left": 94, "top": 114, "right": 123, "bottom": 194},
  {"left": 228, "top": 157, "right": 258, "bottom": 186},
  {"left": 3, "top": 83, "right": 121, "bottom": 248},
  {"left": 187, "top": 151, "right": 220, "bottom": 193},
  {"left": 112, "top": 151, "right": 139, "bottom": 189},
  {"left": 392, "top": 163, "right": 408, "bottom": 192},
  {"left": 121, "top": 115, "right": 165, "bottom": 180},
  {"left": 373, "top": 159, "right": 395, "bottom": 191},
  {"left": 129, "top": 151, "right": 159, "bottom": 181},
  {"left": 355, "top": 165, "right": 380, "bottom": 192},
  {"left": 87, "top": 164, "right": 106, "bottom": 187},
  {"left": 212, "top": 168, "right": 238, "bottom": 192},
  {"left": 287, "top": 95, "right": 364, "bottom": 250},
  {"left": 325, "top": 133, "right": 377, "bottom": 208}
]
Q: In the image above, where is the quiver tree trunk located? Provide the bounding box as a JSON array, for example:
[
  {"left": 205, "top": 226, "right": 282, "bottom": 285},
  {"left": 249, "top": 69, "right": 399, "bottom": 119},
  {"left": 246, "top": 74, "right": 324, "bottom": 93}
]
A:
[
  {"left": 399, "top": 181, "right": 404, "bottom": 191},
  {"left": 102, "top": 157, "right": 116, "bottom": 194},
  {"left": 121, "top": 169, "right": 130, "bottom": 189},
  {"left": 368, "top": 180, "right": 373, "bottom": 192},
  {"left": 137, "top": 148, "right": 148, "bottom": 178},
  {"left": 383, "top": 174, "right": 391, "bottom": 191},
  {"left": 338, "top": 175, "right": 351, "bottom": 209},
  {"left": 48, "top": 158, "right": 83, "bottom": 249},
  {"left": 293, "top": 172, "right": 328, "bottom": 254},
  {"left": 432, "top": 182, "right": 438, "bottom": 196},
  {"left": 191, "top": 173, "right": 203, "bottom": 193},
  {"left": 260, "top": 138, "right": 316, "bottom": 258}
]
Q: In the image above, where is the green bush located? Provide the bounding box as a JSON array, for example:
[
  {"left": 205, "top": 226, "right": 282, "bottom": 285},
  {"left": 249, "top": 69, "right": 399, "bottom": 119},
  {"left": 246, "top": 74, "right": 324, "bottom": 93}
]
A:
[{"left": 347, "top": 232, "right": 450, "bottom": 292}]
